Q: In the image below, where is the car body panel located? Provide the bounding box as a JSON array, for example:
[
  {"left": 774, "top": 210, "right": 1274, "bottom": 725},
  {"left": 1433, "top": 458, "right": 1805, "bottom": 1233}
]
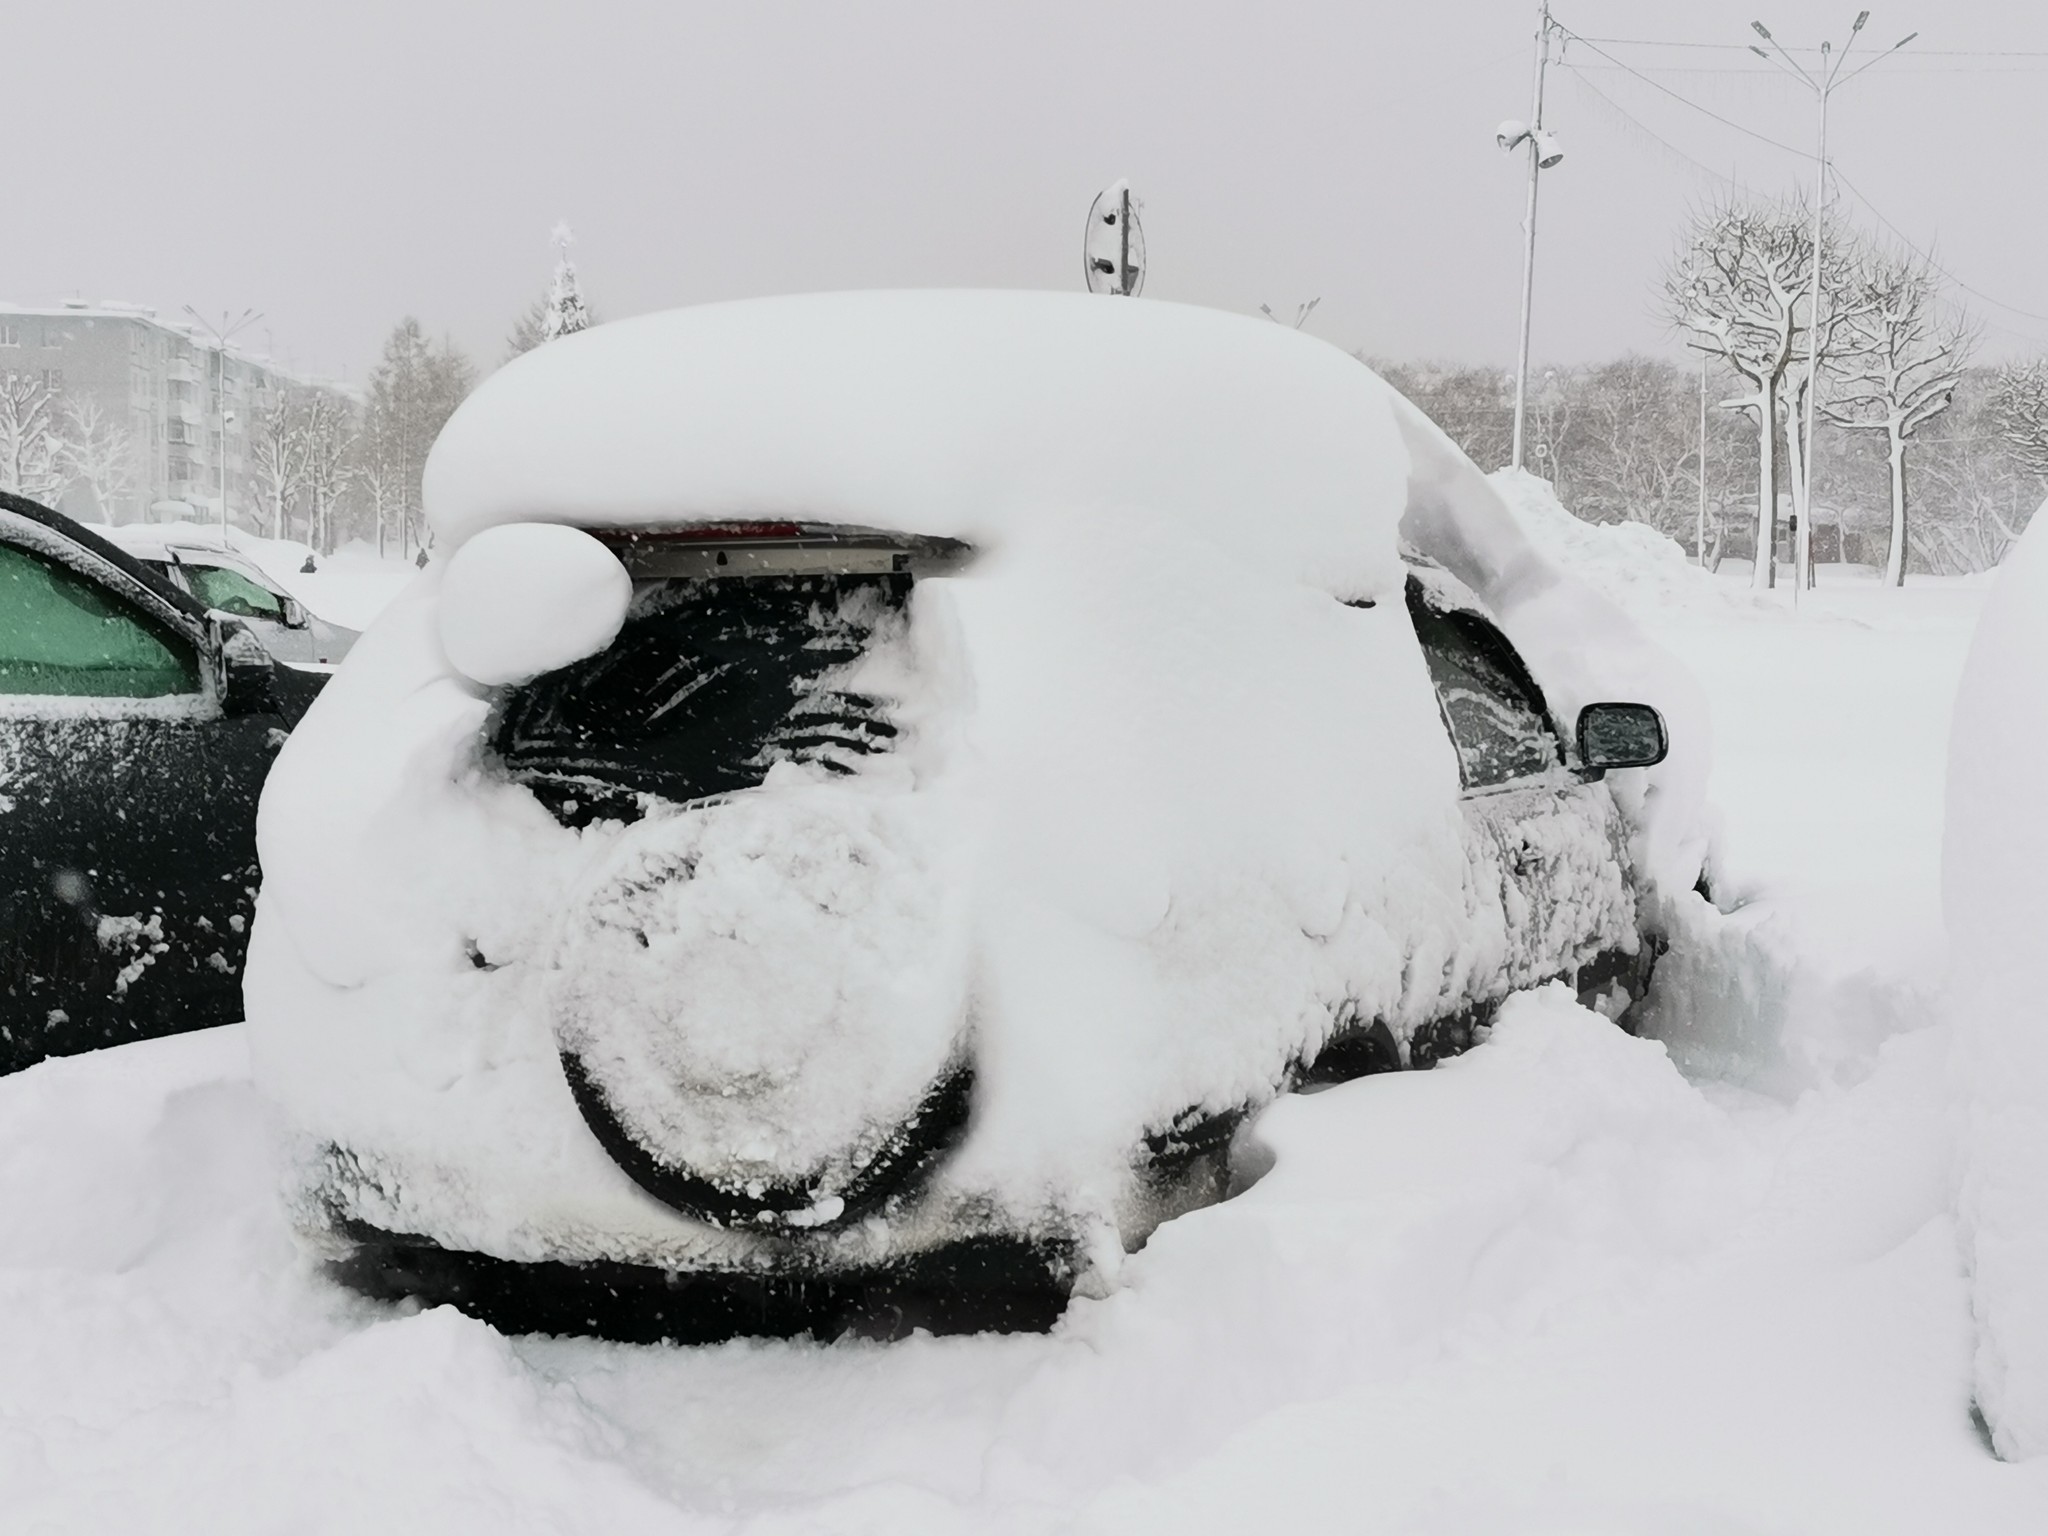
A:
[{"left": 0, "top": 494, "right": 321, "bottom": 1070}]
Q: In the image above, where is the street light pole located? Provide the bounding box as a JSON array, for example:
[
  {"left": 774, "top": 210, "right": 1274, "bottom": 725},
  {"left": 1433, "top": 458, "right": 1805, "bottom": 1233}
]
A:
[
  {"left": 1750, "top": 13, "right": 1916, "bottom": 607},
  {"left": 181, "top": 305, "right": 261, "bottom": 538},
  {"left": 1509, "top": 0, "right": 1556, "bottom": 472},
  {"left": 1698, "top": 353, "right": 1710, "bottom": 569}
]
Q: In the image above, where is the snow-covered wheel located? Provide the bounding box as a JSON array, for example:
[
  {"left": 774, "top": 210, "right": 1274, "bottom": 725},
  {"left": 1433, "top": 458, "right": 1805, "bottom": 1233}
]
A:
[
  {"left": 545, "top": 788, "right": 975, "bottom": 1230},
  {"left": 558, "top": 1048, "right": 974, "bottom": 1228}
]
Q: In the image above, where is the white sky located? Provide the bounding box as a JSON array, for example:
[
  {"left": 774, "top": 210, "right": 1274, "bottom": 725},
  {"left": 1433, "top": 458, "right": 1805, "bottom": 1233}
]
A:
[{"left": 8, "top": 0, "right": 2046, "bottom": 381}]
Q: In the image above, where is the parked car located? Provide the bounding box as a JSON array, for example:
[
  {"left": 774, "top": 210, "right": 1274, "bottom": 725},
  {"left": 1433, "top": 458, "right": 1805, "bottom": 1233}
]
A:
[
  {"left": 97, "top": 524, "right": 360, "bottom": 667},
  {"left": 248, "top": 291, "right": 1687, "bottom": 1343},
  {"left": 0, "top": 492, "right": 325, "bottom": 1072}
]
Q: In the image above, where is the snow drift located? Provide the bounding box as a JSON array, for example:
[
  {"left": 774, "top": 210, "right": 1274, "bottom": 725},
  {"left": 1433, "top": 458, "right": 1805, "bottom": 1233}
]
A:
[{"left": 1946, "top": 495, "right": 2048, "bottom": 1460}]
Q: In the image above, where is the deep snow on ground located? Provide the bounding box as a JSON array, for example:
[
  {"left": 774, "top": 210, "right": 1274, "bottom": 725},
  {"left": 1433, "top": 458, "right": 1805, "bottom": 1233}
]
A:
[
  {"left": 229, "top": 535, "right": 418, "bottom": 634},
  {"left": 6, "top": 489, "right": 2047, "bottom": 1531}
]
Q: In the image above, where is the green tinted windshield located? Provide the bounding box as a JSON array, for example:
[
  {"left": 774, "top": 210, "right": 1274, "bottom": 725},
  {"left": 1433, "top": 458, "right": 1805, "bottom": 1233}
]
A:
[
  {"left": 183, "top": 563, "right": 286, "bottom": 622},
  {"left": 0, "top": 541, "right": 201, "bottom": 697}
]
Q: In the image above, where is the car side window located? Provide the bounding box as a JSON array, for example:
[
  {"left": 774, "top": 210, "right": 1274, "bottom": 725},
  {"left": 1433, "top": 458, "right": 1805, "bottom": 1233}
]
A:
[
  {"left": 184, "top": 564, "right": 286, "bottom": 623},
  {"left": 1405, "top": 577, "right": 1560, "bottom": 789},
  {"left": 0, "top": 541, "right": 201, "bottom": 698}
]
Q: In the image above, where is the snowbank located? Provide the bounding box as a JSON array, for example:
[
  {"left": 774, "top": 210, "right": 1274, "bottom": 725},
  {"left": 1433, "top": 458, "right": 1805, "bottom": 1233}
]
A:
[
  {"left": 1945, "top": 497, "right": 2048, "bottom": 1460},
  {"left": 7, "top": 994, "right": 2038, "bottom": 1530}
]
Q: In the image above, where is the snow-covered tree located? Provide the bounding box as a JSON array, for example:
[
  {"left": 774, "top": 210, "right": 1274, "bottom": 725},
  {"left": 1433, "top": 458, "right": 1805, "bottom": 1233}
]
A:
[
  {"left": 504, "top": 224, "right": 595, "bottom": 362},
  {"left": 1822, "top": 251, "right": 1975, "bottom": 587},
  {"left": 298, "top": 391, "right": 357, "bottom": 554},
  {"left": 359, "top": 319, "right": 474, "bottom": 557},
  {"left": 55, "top": 395, "right": 136, "bottom": 520},
  {"left": 1992, "top": 362, "right": 2048, "bottom": 484},
  {"left": 505, "top": 297, "right": 549, "bottom": 360},
  {"left": 1666, "top": 198, "right": 1858, "bottom": 591},
  {"left": 542, "top": 221, "right": 591, "bottom": 343},
  {"left": 0, "top": 373, "right": 65, "bottom": 502},
  {"left": 251, "top": 387, "right": 313, "bottom": 542}
]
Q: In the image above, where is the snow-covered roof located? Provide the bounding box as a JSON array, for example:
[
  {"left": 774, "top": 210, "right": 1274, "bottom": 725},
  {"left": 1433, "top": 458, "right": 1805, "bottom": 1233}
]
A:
[{"left": 423, "top": 291, "right": 1413, "bottom": 601}]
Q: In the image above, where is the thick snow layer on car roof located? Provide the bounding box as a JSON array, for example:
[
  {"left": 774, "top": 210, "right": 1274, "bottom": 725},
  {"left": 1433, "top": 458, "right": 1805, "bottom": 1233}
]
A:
[{"left": 422, "top": 290, "right": 1410, "bottom": 601}]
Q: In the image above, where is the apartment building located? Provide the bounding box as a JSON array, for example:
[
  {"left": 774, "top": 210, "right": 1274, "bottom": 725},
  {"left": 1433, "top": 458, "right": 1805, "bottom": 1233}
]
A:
[{"left": 0, "top": 299, "right": 342, "bottom": 526}]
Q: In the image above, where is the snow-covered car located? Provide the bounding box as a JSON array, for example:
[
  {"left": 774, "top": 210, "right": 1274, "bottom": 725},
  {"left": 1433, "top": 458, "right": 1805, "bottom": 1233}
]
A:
[
  {"left": 0, "top": 492, "right": 326, "bottom": 1072},
  {"left": 248, "top": 292, "right": 1700, "bottom": 1342},
  {"left": 98, "top": 524, "right": 360, "bottom": 668}
]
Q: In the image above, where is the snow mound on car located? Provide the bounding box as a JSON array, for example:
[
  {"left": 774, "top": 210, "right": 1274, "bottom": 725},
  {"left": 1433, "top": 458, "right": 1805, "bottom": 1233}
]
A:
[
  {"left": 1489, "top": 468, "right": 1736, "bottom": 620},
  {"left": 437, "top": 523, "right": 630, "bottom": 686},
  {"left": 422, "top": 289, "right": 1409, "bottom": 600},
  {"left": 551, "top": 779, "right": 971, "bottom": 1217},
  {"left": 1945, "top": 495, "right": 2048, "bottom": 1461}
]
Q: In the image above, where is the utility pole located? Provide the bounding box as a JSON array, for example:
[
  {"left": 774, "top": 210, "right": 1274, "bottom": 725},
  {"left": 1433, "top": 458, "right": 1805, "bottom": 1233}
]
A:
[
  {"left": 1698, "top": 354, "right": 1710, "bottom": 569},
  {"left": 1750, "top": 12, "right": 1916, "bottom": 606},
  {"left": 1502, "top": 3, "right": 1562, "bottom": 472},
  {"left": 182, "top": 305, "right": 261, "bottom": 538}
]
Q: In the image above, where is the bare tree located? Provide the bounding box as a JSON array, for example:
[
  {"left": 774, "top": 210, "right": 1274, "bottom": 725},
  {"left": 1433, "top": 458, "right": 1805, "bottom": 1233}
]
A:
[
  {"left": 1992, "top": 362, "right": 2048, "bottom": 484},
  {"left": 1821, "top": 250, "right": 1975, "bottom": 586},
  {"left": 251, "top": 387, "right": 313, "bottom": 542},
  {"left": 505, "top": 297, "right": 548, "bottom": 361},
  {"left": 0, "top": 373, "right": 66, "bottom": 502},
  {"left": 1667, "top": 200, "right": 1822, "bottom": 589},
  {"left": 55, "top": 396, "right": 137, "bottom": 520},
  {"left": 360, "top": 319, "right": 474, "bottom": 558},
  {"left": 298, "top": 392, "right": 357, "bottom": 554}
]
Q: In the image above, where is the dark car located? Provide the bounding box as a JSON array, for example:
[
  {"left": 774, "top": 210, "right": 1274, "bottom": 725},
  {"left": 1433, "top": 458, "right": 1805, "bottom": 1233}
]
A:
[{"left": 0, "top": 491, "right": 325, "bottom": 1072}]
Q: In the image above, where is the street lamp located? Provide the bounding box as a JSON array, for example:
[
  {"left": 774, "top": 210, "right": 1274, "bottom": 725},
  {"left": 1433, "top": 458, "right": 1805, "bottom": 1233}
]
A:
[
  {"left": 1499, "top": 1, "right": 1564, "bottom": 472},
  {"left": 181, "top": 305, "right": 261, "bottom": 538},
  {"left": 1748, "top": 12, "right": 1916, "bottom": 604}
]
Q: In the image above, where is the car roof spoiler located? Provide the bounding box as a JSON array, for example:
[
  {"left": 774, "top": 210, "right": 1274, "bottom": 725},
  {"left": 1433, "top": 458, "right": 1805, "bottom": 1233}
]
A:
[{"left": 590, "top": 522, "right": 974, "bottom": 581}]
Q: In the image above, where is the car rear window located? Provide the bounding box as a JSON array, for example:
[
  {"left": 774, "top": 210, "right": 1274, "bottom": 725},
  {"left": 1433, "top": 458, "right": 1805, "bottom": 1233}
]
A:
[{"left": 493, "top": 572, "right": 908, "bottom": 826}]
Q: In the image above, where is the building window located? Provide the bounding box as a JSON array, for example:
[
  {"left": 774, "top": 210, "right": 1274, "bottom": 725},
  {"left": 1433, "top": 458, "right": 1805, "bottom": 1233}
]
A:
[
  {"left": 43, "top": 370, "right": 63, "bottom": 394},
  {"left": 42, "top": 326, "right": 63, "bottom": 350},
  {"left": 0, "top": 323, "right": 18, "bottom": 347}
]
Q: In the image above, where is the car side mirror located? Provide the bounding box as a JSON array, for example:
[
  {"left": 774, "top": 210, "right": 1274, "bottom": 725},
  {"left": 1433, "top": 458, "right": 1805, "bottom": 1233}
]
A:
[
  {"left": 281, "top": 596, "right": 309, "bottom": 629},
  {"left": 211, "top": 617, "right": 278, "bottom": 716},
  {"left": 1576, "top": 702, "right": 1668, "bottom": 771}
]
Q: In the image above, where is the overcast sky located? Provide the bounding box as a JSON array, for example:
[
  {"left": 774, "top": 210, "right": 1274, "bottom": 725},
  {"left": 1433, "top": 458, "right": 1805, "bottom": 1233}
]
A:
[{"left": 8, "top": 0, "right": 2046, "bottom": 382}]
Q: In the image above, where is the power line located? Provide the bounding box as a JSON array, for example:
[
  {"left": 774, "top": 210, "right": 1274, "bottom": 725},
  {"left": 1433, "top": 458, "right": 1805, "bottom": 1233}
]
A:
[
  {"left": 1556, "top": 66, "right": 1743, "bottom": 189},
  {"left": 1553, "top": 28, "right": 1817, "bottom": 160},
  {"left": 1829, "top": 164, "right": 2048, "bottom": 329},
  {"left": 1569, "top": 61, "right": 2048, "bottom": 76},
  {"left": 1549, "top": 13, "right": 2048, "bottom": 344},
  {"left": 1576, "top": 35, "right": 2048, "bottom": 59}
]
